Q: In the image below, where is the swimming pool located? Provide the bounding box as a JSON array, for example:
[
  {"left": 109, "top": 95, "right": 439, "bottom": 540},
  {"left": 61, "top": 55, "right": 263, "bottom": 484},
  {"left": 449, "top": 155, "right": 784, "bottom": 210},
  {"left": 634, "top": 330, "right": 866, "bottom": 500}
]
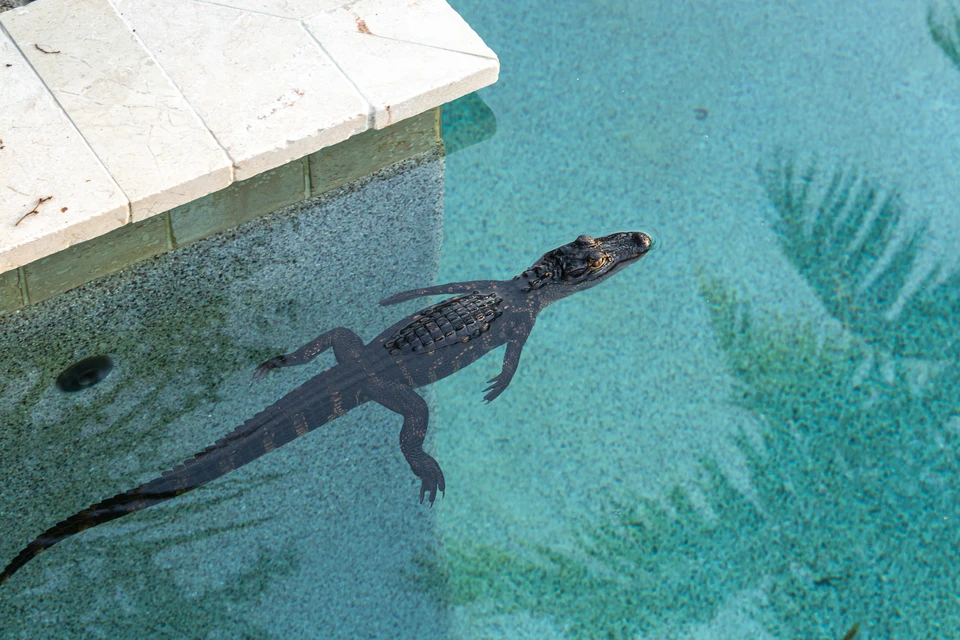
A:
[
  {"left": 2, "top": 0, "right": 959, "bottom": 637},
  {"left": 431, "top": 0, "right": 960, "bottom": 637}
]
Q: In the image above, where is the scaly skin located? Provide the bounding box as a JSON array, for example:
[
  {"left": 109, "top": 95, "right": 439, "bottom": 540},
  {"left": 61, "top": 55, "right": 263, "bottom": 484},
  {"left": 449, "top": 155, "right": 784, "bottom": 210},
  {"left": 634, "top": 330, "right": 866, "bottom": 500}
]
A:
[{"left": 0, "top": 232, "right": 652, "bottom": 585}]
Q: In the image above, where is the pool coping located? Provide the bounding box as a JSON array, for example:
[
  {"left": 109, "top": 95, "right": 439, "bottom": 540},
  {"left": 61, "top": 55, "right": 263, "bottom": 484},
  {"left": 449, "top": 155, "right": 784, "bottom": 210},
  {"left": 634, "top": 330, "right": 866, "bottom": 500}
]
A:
[
  {"left": 0, "top": 107, "right": 444, "bottom": 313},
  {"left": 0, "top": 0, "right": 498, "bottom": 277}
]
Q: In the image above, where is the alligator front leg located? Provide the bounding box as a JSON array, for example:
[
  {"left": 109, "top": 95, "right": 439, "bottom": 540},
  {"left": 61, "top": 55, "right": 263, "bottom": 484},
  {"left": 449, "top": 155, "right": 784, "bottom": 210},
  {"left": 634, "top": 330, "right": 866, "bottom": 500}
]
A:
[
  {"left": 367, "top": 379, "right": 445, "bottom": 505},
  {"left": 253, "top": 327, "right": 364, "bottom": 381},
  {"left": 482, "top": 321, "right": 534, "bottom": 403},
  {"left": 379, "top": 280, "right": 499, "bottom": 306}
]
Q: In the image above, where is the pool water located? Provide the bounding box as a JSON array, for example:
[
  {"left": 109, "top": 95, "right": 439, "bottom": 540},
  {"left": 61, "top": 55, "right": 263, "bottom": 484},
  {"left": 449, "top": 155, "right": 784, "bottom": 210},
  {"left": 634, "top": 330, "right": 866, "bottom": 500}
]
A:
[
  {"left": 3, "top": 0, "right": 960, "bottom": 638},
  {"left": 432, "top": 0, "right": 960, "bottom": 637}
]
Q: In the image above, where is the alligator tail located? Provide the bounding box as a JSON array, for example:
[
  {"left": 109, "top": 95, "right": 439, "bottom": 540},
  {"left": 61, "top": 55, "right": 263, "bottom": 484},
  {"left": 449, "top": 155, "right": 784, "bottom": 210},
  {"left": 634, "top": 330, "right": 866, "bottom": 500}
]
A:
[{"left": 0, "top": 372, "right": 364, "bottom": 586}]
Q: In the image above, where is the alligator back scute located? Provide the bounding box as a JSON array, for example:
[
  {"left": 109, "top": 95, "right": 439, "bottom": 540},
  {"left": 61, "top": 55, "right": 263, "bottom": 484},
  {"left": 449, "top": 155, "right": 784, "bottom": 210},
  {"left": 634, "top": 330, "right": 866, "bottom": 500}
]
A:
[{"left": 385, "top": 292, "right": 504, "bottom": 355}]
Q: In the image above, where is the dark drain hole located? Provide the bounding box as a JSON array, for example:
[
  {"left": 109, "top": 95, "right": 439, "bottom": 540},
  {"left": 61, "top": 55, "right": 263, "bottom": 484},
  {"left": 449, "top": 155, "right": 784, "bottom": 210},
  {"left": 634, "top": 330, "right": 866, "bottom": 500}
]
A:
[{"left": 56, "top": 355, "right": 114, "bottom": 392}]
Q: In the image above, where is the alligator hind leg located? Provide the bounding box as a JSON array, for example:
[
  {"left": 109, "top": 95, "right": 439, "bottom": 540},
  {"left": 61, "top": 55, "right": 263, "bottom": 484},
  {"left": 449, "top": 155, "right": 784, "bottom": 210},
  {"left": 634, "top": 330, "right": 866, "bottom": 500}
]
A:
[
  {"left": 253, "top": 327, "right": 364, "bottom": 381},
  {"left": 367, "top": 379, "right": 445, "bottom": 505}
]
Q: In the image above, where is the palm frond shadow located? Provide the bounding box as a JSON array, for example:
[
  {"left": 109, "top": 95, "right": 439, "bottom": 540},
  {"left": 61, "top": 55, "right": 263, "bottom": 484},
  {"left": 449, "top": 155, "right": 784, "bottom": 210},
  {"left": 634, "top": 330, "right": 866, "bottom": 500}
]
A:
[
  {"left": 415, "top": 275, "right": 960, "bottom": 637},
  {"left": 698, "top": 279, "right": 960, "bottom": 637},
  {"left": 412, "top": 483, "right": 752, "bottom": 640},
  {"left": 929, "top": 0, "right": 960, "bottom": 70},
  {"left": 0, "top": 471, "right": 298, "bottom": 638},
  {"left": 757, "top": 154, "right": 960, "bottom": 358},
  {"left": 413, "top": 156, "right": 960, "bottom": 637}
]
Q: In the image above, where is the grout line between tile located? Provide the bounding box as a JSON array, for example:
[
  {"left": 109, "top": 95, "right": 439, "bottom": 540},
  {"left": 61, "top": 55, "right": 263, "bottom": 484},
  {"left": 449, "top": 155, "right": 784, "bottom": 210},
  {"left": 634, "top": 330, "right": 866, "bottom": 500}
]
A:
[
  {"left": 300, "top": 20, "right": 377, "bottom": 129},
  {"left": 163, "top": 211, "right": 175, "bottom": 249},
  {"left": 359, "top": 32, "right": 500, "bottom": 62},
  {"left": 0, "top": 19, "right": 133, "bottom": 225},
  {"left": 103, "top": 0, "right": 237, "bottom": 182},
  {"left": 302, "top": 0, "right": 364, "bottom": 21},
  {"left": 190, "top": 0, "right": 290, "bottom": 21},
  {"left": 300, "top": 2, "right": 499, "bottom": 61},
  {"left": 16, "top": 266, "right": 29, "bottom": 306},
  {"left": 302, "top": 155, "right": 311, "bottom": 198}
]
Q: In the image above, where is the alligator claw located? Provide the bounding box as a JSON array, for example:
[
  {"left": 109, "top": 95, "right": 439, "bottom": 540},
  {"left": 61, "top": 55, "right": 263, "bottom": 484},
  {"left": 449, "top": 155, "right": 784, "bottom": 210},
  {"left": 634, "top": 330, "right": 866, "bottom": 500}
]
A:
[
  {"left": 482, "top": 373, "right": 510, "bottom": 403},
  {"left": 415, "top": 456, "right": 445, "bottom": 506},
  {"left": 420, "top": 481, "right": 445, "bottom": 507},
  {"left": 251, "top": 355, "right": 286, "bottom": 382}
]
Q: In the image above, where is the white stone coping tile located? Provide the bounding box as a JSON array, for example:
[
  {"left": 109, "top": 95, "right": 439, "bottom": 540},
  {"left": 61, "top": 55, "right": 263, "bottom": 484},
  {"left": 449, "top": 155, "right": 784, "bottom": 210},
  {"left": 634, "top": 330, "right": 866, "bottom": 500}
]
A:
[
  {"left": 0, "top": 0, "right": 497, "bottom": 273},
  {"left": 200, "top": 0, "right": 345, "bottom": 20},
  {"left": 2, "top": 0, "right": 234, "bottom": 222},
  {"left": 305, "top": 0, "right": 499, "bottom": 129},
  {"left": 328, "top": 0, "right": 498, "bottom": 58},
  {"left": 0, "top": 26, "right": 128, "bottom": 273},
  {"left": 114, "top": 0, "right": 369, "bottom": 180}
]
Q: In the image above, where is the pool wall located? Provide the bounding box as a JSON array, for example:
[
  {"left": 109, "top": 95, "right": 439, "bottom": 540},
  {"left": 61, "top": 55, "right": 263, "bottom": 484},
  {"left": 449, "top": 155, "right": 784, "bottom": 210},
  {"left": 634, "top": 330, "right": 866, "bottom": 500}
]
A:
[{"left": 0, "top": 148, "right": 451, "bottom": 637}]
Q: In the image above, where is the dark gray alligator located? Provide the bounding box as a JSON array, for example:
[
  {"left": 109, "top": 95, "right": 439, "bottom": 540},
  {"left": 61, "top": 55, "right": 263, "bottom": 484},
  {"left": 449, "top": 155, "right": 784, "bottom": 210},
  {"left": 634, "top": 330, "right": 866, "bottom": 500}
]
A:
[{"left": 0, "top": 231, "right": 652, "bottom": 585}]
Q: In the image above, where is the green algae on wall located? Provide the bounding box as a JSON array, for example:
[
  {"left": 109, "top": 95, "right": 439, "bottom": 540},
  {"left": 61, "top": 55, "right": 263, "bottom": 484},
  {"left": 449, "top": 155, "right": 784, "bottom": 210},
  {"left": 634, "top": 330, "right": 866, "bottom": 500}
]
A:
[
  {"left": 0, "top": 247, "right": 291, "bottom": 637},
  {"left": 0, "top": 150, "right": 448, "bottom": 638}
]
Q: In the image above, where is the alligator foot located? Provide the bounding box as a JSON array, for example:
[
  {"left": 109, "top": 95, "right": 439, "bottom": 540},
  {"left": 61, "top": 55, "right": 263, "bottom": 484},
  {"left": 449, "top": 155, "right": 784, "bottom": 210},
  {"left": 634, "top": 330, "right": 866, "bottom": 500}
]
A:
[
  {"left": 482, "top": 371, "right": 513, "bottom": 403},
  {"left": 414, "top": 455, "right": 446, "bottom": 506},
  {"left": 251, "top": 356, "right": 286, "bottom": 382}
]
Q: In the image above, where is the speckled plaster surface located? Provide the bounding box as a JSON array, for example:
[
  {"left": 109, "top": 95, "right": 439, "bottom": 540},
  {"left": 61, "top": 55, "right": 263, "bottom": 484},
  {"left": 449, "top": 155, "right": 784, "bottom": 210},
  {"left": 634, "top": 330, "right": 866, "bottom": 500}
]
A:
[{"left": 0, "top": 150, "right": 450, "bottom": 637}]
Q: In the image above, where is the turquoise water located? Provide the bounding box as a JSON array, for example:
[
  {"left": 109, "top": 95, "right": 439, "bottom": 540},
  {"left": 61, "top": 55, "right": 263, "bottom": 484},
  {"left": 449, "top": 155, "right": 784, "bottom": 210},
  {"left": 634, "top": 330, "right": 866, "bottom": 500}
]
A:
[
  {"left": 431, "top": 0, "right": 960, "bottom": 637},
  {"left": 0, "top": 159, "right": 452, "bottom": 638},
  {"left": 3, "top": 0, "right": 960, "bottom": 638}
]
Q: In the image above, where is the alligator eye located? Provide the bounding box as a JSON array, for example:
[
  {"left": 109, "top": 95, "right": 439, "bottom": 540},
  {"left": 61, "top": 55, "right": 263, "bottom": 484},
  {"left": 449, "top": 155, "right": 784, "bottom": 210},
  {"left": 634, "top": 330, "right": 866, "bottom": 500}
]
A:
[{"left": 588, "top": 255, "right": 609, "bottom": 269}]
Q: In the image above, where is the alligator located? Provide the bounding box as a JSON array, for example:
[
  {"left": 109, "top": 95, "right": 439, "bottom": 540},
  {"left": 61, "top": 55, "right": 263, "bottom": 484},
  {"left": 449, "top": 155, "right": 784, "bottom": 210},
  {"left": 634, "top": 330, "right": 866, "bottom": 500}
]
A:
[{"left": 0, "top": 231, "right": 652, "bottom": 585}]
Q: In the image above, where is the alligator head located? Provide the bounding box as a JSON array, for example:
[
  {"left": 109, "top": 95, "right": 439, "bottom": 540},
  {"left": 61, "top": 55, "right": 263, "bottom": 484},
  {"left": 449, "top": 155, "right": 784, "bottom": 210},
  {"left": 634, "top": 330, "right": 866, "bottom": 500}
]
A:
[{"left": 517, "top": 231, "right": 652, "bottom": 298}]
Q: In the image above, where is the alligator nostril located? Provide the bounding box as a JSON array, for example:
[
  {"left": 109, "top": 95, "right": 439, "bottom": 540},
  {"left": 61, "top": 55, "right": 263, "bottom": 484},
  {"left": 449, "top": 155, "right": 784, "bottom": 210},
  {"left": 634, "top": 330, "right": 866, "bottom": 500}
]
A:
[{"left": 56, "top": 355, "right": 114, "bottom": 392}]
